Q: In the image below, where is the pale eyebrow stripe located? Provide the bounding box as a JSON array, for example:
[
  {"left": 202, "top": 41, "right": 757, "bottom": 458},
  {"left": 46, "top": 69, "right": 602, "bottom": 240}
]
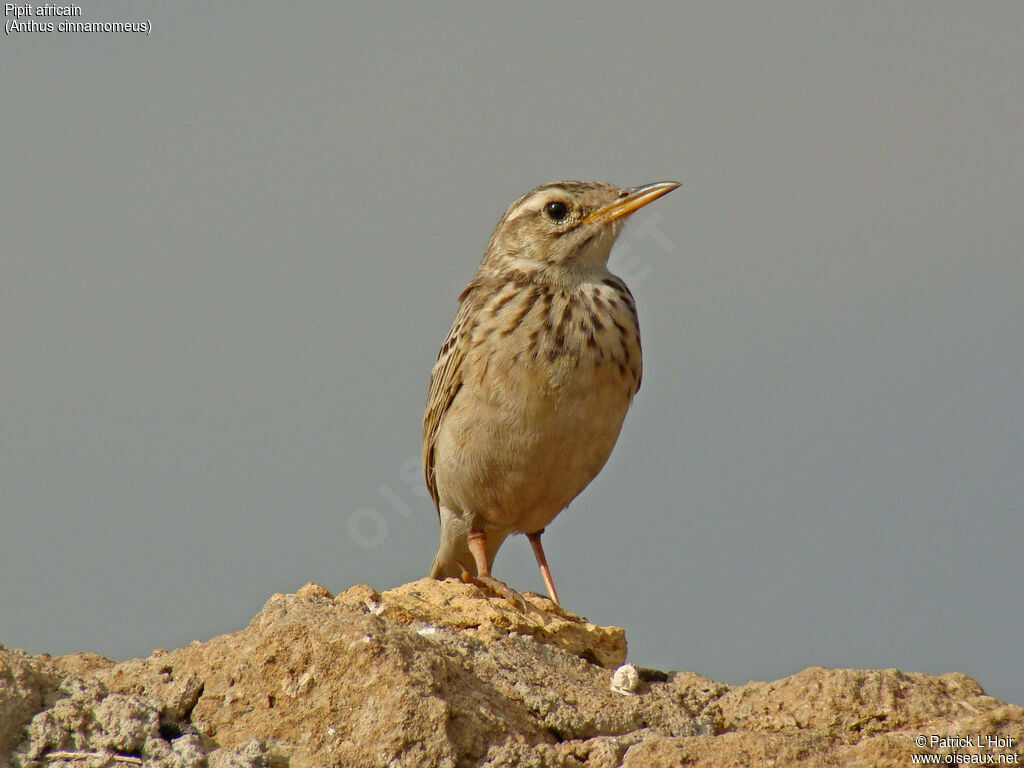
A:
[{"left": 504, "top": 184, "right": 571, "bottom": 222}]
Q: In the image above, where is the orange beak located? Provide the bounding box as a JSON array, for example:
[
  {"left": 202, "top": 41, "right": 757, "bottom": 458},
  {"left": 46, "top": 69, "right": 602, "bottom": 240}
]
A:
[{"left": 584, "top": 181, "right": 681, "bottom": 226}]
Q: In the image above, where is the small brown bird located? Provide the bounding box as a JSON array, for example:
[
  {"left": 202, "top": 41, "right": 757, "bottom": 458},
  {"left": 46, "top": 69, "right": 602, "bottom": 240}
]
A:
[{"left": 423, "top": 180, "right": 680, "bottom": 605}]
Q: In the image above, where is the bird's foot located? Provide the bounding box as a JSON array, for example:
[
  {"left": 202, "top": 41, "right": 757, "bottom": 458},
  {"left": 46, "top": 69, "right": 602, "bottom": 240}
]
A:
[{"left": 460, "top": 570, "right": 527, "bottom": 610}]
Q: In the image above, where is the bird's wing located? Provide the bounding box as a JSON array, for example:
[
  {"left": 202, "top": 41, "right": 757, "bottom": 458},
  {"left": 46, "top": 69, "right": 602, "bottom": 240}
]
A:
[{"left": 422, "top": 284, "right": 482, "bottom": 514}]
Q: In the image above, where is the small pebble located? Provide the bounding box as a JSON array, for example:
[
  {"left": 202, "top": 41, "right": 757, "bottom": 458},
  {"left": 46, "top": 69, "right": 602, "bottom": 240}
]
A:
[{"left": 610, "top": 663, "right": 640, "bottom": 695}]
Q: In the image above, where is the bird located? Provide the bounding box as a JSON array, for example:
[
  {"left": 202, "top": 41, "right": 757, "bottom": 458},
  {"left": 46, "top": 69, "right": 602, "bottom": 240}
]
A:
[{"left": 422, "top": 179, "right": 680, "bottom": 606}]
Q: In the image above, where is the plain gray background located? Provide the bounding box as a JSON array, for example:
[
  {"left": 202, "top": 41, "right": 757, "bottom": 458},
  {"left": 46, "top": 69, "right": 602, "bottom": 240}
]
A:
[{"left": 2, "top": 2, "right": 1022, "bottom": 705}]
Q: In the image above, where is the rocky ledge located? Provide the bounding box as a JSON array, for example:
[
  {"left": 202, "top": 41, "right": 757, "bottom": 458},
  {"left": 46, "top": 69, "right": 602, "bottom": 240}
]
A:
[{"left": 2, "top": 579, "right": 1021, "bottom": 767}]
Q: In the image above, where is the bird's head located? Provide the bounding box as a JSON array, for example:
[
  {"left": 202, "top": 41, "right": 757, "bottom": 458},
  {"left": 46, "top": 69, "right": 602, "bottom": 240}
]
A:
[{"left": 479, "top": 180, "right": 680, "bottom": 280}]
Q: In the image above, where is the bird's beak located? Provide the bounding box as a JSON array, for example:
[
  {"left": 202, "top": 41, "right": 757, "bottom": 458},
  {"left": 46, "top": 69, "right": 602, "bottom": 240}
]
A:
[{"left": 584, "top": 181, "right": 681, "bottom": 226}]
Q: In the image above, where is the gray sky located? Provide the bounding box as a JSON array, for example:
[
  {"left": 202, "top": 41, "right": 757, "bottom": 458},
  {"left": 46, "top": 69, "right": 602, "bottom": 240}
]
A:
[{"left": 2, "top": 2, "right": 1022, "bottom": 705}]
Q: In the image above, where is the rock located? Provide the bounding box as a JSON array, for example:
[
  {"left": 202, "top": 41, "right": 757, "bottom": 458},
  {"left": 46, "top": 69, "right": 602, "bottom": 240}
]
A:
[
  {"left": 0, "top": 647, "right": 64, "bottom": 756},
  {"left": 2, "top": 580, "right": 1022, "bottom": 767},
  {"left": 371, "top": 577, "right": 628, "bottom": 668},
  {"left": 609, "top": 664, "right": 640, "bottom": 696},
  {"left": 13, "top": 675, "right": 174, "bottom": 767}
]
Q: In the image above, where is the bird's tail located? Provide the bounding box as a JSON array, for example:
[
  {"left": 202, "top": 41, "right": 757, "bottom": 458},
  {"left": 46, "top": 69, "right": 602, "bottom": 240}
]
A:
[{"left": 429, "top": 542, "right": 468, "bottom": 580}]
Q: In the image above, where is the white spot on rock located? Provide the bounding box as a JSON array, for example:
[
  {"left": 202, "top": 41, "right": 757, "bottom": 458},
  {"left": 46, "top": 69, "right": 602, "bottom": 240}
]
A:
[
  {"left": 347, "top": 635, "right": 373, "bottom": 650},
  {"left": 610, "top": 663, "right": 640, "bottom": 695}
]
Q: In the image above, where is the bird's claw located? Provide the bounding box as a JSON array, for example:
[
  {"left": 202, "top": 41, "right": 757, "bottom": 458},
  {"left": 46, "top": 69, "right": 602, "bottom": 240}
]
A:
[{"left": 460, "top": 570, "right": 528, "bottom": 610}]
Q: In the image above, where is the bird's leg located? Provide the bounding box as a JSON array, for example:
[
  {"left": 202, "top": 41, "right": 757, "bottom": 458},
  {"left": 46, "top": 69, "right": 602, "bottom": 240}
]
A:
[
  {"left": 527, "top": 529, "right": 560, "bottom": 605},
  {"left": 460, "top": 528, "right": 526, "bottom": 609}
]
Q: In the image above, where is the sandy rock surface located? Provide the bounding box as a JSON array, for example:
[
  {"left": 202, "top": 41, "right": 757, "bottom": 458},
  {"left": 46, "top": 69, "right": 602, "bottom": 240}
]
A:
[{"left": 2, "top": 578, "right": 1021, "bottom": 767}]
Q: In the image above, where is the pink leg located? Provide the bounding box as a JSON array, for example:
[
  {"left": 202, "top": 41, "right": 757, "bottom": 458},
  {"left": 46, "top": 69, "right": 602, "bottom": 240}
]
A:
[
  {"left": 528, "top": 529, "right": 560, "bottom": 605},
  {"left": 462, "top": 529, "right": 526, "bottom": 608}
]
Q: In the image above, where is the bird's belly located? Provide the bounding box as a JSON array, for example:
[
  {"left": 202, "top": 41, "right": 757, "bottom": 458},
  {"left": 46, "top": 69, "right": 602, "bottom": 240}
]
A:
[{"left": 433, "top": 352, "right": 634, "bottom": 533}]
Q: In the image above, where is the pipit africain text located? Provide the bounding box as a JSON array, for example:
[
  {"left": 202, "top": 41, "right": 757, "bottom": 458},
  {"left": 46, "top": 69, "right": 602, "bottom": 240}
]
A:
[{"left": 423, "top": 180, "right": 680, "bottom": 605}]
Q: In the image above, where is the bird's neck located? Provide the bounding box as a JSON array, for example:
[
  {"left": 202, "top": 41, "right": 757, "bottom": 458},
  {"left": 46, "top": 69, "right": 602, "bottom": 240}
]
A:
[{"left": 480, "top": 260, "right": 614, "bottom": 295}]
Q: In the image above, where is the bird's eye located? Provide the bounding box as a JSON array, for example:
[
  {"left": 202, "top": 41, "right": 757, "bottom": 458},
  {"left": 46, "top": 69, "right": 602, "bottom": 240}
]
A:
[{"left": 545, "top": 201, "right": 568, "bottom": 221}]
